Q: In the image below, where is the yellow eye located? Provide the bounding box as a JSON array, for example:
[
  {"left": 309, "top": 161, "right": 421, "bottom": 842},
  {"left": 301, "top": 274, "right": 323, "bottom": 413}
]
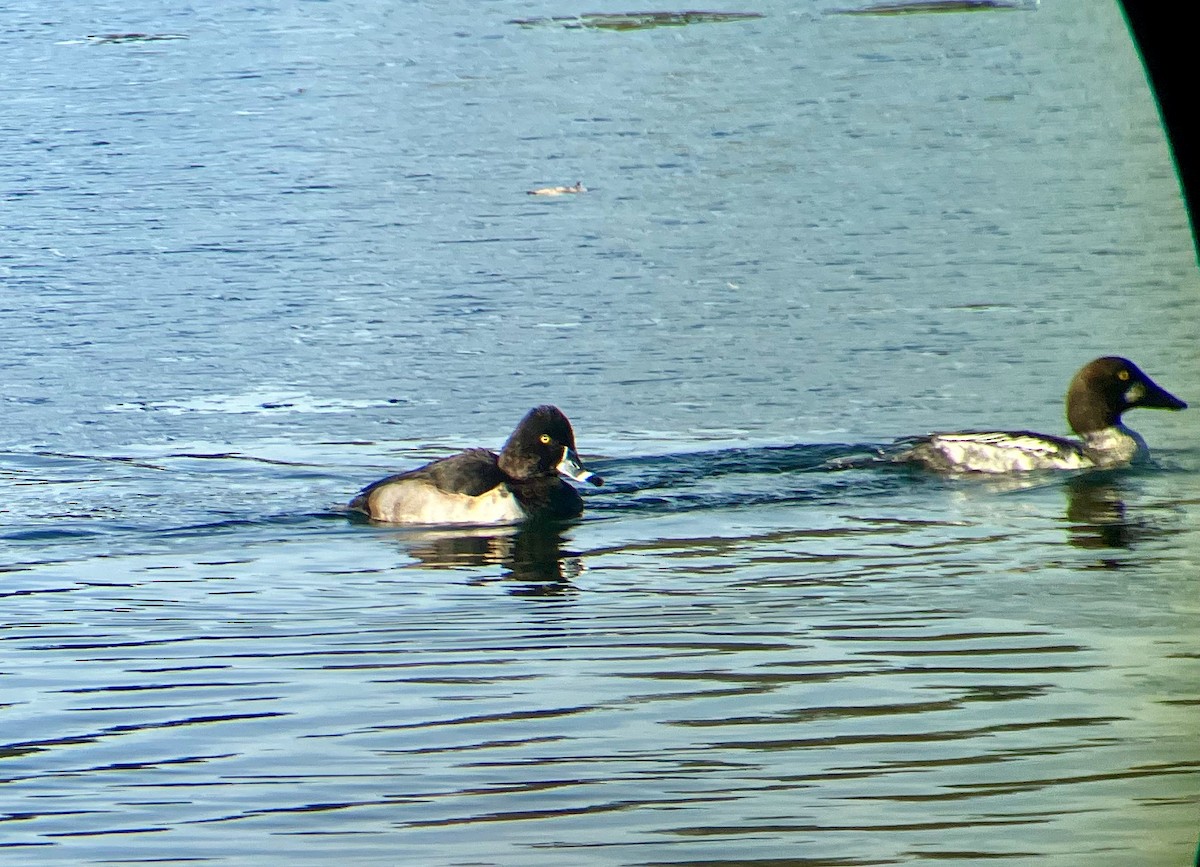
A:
[
  {"left": 1118, "top": 370, "right": 1130, "bottom": 381},
  {"left": 539, "top": 433, "right": 552, "bottom": 445}
]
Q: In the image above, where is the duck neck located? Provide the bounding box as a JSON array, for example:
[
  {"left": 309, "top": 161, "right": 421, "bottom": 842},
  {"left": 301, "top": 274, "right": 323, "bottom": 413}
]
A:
[
  {"left": 1067, "top": 400, "right": 1119, "bottom": 438},
  {"left": 1081, "top": 425, "right": 1146, "bottom": 467}
]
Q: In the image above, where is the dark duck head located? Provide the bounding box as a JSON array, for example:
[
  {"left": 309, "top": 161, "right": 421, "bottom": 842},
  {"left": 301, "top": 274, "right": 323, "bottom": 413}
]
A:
[
  {"left": 1065, "top": 356, "right": 1187, "bottom": 437},
  {"left": 498, "top": 405, "right": 604, "bottom": 486}
]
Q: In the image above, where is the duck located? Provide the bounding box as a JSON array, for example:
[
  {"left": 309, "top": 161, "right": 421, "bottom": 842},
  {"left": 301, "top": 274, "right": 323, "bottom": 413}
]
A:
[
  {"left": 894, "top": 356, "right": 1187, "bottom": 473},
  {"left": 527, "top": 181, "right": 586, "bottom": 196},
  {"left": 348, "top": 405, "right": 603, "bottom": 524}
]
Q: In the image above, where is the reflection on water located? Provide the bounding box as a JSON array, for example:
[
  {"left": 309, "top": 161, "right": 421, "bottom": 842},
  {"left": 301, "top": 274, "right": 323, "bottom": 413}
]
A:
[
  {"left": 1064, "top": 474, "right": 1133, "bottom": 550},
  {"left": 1061, "top": 471, "right": 1188, "bottom": 557},
  {"left": 390, "top": 522, "right": 583, "bottom": 590}
]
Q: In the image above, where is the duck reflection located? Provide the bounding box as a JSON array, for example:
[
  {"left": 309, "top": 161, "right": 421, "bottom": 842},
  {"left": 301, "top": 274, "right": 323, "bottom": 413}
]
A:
[
  {"left": 1064, "top": 474, "right": 1132, "bottom": 550},
  {"left": 398, "top": 521, "right": 582, "bottom": 592}
]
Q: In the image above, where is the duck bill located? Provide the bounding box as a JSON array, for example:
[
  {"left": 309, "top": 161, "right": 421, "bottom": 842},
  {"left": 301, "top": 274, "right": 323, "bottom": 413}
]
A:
[
  {"left": 557, "top": 447, "right": 604, "bottom": 487},
  {"left": 1130, "top": 377, "right": 1188, "bottom": 411}
]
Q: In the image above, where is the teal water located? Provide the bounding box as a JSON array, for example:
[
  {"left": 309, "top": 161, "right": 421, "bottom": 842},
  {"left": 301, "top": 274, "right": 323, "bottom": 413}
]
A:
[{"left": 2, "top": 1, "right": 1198, "bottom": 864}]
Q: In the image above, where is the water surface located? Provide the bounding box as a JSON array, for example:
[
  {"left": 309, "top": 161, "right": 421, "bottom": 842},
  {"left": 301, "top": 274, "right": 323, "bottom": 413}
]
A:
[{"left": 2, "top": 1, "right": 1198, "bottom": 864}]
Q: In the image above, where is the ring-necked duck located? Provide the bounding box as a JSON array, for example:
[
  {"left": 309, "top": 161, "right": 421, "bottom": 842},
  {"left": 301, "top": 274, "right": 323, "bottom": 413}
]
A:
[
  {"left": 349, "top": 405, "right": 603, "bottom": 524},
  {"left": 895, "top": 356, "right": 1187, "bottom": 473}
]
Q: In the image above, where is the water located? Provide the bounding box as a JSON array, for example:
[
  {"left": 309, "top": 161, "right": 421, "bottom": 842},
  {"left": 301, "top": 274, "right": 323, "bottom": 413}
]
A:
[{"left": 2, "top": 0, "right": 1198, "bottom": 864}]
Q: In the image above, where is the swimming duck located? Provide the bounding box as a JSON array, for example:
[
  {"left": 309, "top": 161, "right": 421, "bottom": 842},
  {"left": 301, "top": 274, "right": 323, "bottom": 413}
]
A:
[
  {"left": 527, "top": 182, "right": 586, "bottom": 196},
  {"left": 349, "top": 405, "right": 603, "bottom": 524},
  {"left": 894, "top": 356, "right": 1187, "bottom": 473}
]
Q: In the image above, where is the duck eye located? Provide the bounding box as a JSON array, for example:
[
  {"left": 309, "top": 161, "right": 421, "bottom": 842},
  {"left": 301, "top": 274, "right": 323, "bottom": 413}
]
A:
[
  {"left": 1118, "top": 370, "right": 1130, "bottom": 381},
  {"left": 539, "top": 433, "right": 552, "bottom": 445}
]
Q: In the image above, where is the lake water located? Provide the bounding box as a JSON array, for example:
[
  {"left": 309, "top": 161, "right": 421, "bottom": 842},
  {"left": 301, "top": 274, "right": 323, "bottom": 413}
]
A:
[{"left": 2, "top": 1, "right": 1198, "bottom": 864}]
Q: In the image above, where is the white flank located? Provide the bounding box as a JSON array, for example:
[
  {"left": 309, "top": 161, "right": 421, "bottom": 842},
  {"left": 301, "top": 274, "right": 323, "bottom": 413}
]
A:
[{"left": 369, "top": 482, "right": 527, "bottom": 525}]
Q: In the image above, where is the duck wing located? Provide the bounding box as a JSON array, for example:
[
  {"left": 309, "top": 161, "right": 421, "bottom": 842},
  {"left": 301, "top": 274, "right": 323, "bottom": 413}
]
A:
[
  {"left": 896, "top": 430, "right": 1091, "bottom": 473},
  {"left": 351, "top": 448, "right": 505, "bottom": 509}
]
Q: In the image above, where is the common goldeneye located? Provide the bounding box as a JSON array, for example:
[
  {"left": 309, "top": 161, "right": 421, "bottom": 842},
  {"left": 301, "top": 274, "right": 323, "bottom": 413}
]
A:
[
  {"left": 895, "top": 356, "right": 1187, "bottom": 473},
  {"left": 349, "top": 405, "right": 603, "bottom": 525}
]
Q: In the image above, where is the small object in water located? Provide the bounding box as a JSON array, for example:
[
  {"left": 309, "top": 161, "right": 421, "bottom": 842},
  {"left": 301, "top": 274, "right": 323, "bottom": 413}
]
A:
[
  {"left": 85, "top": 33, "right": 189, "bottom": 44},
  {"left": 527, "top": 182, "right": 586, "bottom": 196},
  {"left": 837, "top": 0, "right": 1028, "bottom": 15},
  {"left": 509, "top": 12, "right": 764, "bottom": 31}
]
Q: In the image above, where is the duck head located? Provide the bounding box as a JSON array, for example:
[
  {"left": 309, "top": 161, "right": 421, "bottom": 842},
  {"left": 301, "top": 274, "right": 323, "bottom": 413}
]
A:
[
  {"left": 499, "top": 405, "right": 604, "bottom": 486},
  {"left": 1066, "top": 356, "right": 1187, "bottom": 435}
]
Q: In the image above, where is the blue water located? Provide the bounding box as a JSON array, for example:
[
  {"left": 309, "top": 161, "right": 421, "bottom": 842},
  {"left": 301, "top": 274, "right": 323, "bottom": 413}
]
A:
[{"left": 2, "top": 1, "right": 1198, "bottom": 864}]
